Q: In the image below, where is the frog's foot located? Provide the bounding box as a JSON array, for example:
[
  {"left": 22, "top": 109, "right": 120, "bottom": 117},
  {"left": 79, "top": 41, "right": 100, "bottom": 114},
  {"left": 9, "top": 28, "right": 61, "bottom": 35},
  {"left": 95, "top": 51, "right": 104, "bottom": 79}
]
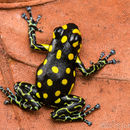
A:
[
  {"left": 82, "top": 104, "right": 100, "bottom": 126},
  {"left": 99, "top": 49, "right": 120, "bottom": 64},
  {"left": 22, "top": 6, "right": 43, "bottom": 32},
  {"left": 51, "top": 95, "right": 100, "bottom": 126},
  {"left": 0, "top": 86, "right": 16, "bottom": 104},
  {"left": 0, "top": 83, "right": 42, "bottom": 111}
]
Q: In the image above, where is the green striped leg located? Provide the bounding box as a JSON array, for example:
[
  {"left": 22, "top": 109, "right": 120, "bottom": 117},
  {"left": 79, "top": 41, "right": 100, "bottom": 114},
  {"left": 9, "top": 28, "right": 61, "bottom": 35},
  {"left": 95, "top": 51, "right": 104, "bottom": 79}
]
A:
[
  {"left": 0, "top": 82, "right": 42, "bottom": 111},
  {"left": 22, "top": 6, "right": 50, "bottom": 51},
  {"left": 0, "top": 86, "right": 16, "bottom": 104},
  {"left": 76, "top": 49, "right": 119, "bottom": 76},
  {"left": 51, "top": 95, "right": 100, "bottom": 126}
]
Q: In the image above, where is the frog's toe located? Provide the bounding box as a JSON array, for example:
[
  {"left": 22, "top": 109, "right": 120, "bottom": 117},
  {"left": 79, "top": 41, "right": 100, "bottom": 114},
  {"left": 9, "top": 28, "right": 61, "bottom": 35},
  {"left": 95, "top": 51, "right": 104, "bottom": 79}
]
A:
[
  {"left": 83, "top": 119, "right": 92, "bottom": 126},
  {"left": 104, "top": 50, "right": 120, "bottom": 64},
  {"left": 6, "top": 87, "right": 15, "bottom": 97},
  {"left": 36, "top": 15, "right": 42, "bottom": 23},
  {"left": 22, "top": 7, "right": 43, "bottom": 31},
  {"left": 21, "top": 6, "right": 33, "bottom": 22},
  {"left": 98, "top": 49, "right": 120, "bottom": 64},
  {"left": 107, "top": 59, "right": 120, "bottom": 64},
  {"left": 82, "top": 104, "right": 91, "bottom": 112},
  {"left": 99, "top": 52, "right": 105, "bottom": 60},
  {"left": 99, "top": 49, "right": 116, "bottom": 61},
  {"left": 95, "top": 104, "right": 100, "bottom": 109},
  {"left": 22, "top": 13, "right": 29, "bottom": 21},
  {"left": 0, "top": 86, "right": 9, "bottom": 96},
  {"left": 26, "top": 6, "right": 32, "bottom": 12},
  {"left": 0, "top": 86, "right": 16, "bottom": 104},
  {"left": 83, "top": 104, "right": 100, "bottom": 117},
  {"left": 104, "top": 49, "right": 116, "bottom": 60},
  {"left": 4, "top": 100, "right": 11, "bottom": 105},
  {"left": 82, "top": 103, "right": 100, "bottom": 125}
]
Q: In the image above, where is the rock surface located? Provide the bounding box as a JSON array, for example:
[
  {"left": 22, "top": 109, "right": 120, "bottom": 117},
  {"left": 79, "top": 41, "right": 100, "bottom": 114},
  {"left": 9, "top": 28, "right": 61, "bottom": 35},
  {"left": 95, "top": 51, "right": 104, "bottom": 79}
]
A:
[{"left": 0, "top": 0, "right": 129, "bottom": 130}]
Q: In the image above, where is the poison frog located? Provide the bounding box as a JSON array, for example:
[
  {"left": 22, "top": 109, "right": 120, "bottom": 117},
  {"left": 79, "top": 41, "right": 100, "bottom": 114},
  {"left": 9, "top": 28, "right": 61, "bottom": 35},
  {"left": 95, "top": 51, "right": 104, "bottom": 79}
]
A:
[{"left": 0, "top": 7, "right": 119, "bottom": 126}]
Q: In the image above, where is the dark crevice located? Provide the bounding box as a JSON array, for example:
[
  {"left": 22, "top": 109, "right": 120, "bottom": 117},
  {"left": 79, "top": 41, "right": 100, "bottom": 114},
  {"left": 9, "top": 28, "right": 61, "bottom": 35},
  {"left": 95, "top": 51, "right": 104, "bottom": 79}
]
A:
[
  {"left": 0, "top": 37, "right": 23, "bottom": 129},
  {"left": 8, "top": 54, "right": 38, "bottom": 68},
  {"left": 0, "top": 0, "right": 59, "bottom": 9}
]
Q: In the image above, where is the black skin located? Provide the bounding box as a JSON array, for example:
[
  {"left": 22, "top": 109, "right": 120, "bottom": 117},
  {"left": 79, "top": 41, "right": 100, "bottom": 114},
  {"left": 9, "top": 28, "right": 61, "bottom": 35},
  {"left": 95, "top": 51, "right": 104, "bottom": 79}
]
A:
[{"left": 0, "top": 7, "right": 119, "bottom": 126}]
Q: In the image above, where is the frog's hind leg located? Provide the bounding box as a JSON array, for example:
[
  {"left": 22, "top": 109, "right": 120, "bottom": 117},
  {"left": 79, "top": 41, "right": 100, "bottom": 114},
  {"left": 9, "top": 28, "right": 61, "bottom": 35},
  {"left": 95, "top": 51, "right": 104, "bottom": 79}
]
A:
[
  {"left": 51, "top": 95, "right": 100, "bottom": 126},
  {"left": 0, "top": 82, "right": 42, "bottom": 111}
]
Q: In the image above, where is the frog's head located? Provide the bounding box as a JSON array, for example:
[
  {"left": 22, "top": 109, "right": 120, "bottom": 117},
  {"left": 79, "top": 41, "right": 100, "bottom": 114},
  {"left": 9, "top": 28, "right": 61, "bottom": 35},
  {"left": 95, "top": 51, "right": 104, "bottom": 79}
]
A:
[{"left": 52, "top": 23, "right": 82, "bottom": 53}]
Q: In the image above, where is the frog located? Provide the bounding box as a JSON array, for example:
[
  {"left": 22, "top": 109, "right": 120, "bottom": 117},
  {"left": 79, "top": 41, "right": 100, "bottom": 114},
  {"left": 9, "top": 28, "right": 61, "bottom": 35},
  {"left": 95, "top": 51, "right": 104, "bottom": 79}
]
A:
[{"left": 0, "top": 7, "right": 119, "bottom": 126}]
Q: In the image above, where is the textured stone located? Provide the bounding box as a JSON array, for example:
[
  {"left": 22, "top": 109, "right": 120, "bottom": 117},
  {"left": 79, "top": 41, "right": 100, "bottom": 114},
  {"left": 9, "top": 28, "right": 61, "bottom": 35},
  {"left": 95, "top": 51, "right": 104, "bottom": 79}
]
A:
[
  {"left": 0, "top": 0, "right": 129, "bottom": 130},
  {"left": 0, "top": 0, "right": 55, "bottom": 9}
]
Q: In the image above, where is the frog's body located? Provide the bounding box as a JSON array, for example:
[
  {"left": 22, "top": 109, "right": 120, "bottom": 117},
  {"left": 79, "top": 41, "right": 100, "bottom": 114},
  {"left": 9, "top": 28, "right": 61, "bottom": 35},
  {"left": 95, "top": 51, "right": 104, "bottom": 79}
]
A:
[
  {"left": 36, "top": 23, "right": 80, "bottom": 106},
  {"left": 0, "top": 7, "right": 119, "bottom": 126}
]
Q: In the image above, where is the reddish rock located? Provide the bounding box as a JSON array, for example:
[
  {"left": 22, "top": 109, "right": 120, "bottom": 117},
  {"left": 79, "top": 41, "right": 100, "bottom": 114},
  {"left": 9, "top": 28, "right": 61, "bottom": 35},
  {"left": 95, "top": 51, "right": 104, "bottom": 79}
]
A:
[
  {"left": 0, "top": 0, "right": 54, "bottom": 8},
  {"left": 0, "top": 0, "right": 129, "bottom": 130}
]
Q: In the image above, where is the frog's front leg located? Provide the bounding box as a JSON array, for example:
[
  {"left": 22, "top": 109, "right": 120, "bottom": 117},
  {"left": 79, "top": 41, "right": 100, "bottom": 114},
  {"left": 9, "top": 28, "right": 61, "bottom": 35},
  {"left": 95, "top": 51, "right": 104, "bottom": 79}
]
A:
[
  {"left": 51, "top": 95, "right": 100, "bottom": 126},
  {"left": 0, "top": 82, "right": 42, "bottom": 111},
  {"left": 22, "top": 6, "right": 50, "bottom": 51},
  {"left": 76, "top": 49, "right": 119, "bottom": 76}
]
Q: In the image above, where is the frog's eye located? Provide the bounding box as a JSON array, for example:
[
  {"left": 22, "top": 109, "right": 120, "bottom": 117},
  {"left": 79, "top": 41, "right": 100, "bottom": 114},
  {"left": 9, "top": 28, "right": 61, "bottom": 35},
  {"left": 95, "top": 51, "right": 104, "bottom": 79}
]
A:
[
  {"left": 69, "top": 33, "right": 82, "bottom": 43},
  {"left": 54, "top": 27, "right": 64, "bottom": 39}
]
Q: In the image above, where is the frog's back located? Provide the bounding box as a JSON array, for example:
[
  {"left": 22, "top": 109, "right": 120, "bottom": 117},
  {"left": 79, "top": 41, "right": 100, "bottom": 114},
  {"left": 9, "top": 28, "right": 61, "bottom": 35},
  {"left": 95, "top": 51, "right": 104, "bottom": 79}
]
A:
[
  {"left": 36, "top": 45, "right": 76, "bottom": 105},
  {"left": 36, "top": 23, "right": 82, "bottom": 106}
]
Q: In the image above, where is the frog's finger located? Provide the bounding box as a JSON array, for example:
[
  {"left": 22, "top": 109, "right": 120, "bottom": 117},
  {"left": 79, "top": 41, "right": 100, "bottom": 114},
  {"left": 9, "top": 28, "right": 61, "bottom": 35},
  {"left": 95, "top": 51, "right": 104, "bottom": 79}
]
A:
[
  {"left": 26, "top": 6, "right": 33, "bottom": 20},
  {"left": 36, "top": 15, "right": 42, "bottom": 24},
  {"left": 4, "top": 100, "right": 11, "bottom": 105},
  {"left": 21, "top": 13, "right": 28, "bottom": 21}
]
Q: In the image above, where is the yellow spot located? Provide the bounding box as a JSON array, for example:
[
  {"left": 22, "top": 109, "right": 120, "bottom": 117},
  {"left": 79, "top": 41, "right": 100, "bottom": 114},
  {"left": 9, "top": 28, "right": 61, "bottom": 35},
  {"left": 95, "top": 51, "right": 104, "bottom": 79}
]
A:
[
  {"left": 68, "top": 83, "right": 74, "bottom": 95},
  {"left": 43, "top": 59, "right": 47, "bottom": 65},
  {"left": 76, "top": 56, "right": 81, "bottom": 64},
  {"left": 55, "top": 98, "right": 61, "bottom": 104},
  {"left": 36, "top": 92, "right": 41, "bottom": 98},
  {"left": 53, "top": 32, "right": 56, "bottom": 39},
  {"left": 49, "top": 45, "right": 53, "bottom": 52},
  {"left": 72, "top": 29, "right": 81, "bottom": 35},
  {"left": 80, "top": 44, "right": 82, "bottom": 48},
  {"left": 56, "top": 50, "right": 62, "bottom": 59},
  {"left": 73, "top": 70, "right": 76, "bottom": 77},
  {"left": 43, "top": 93, "right": 48, "bottom": 99},
  {"left": 52, "top": 66, "right": 59, "bottom": 73},
  {"left": 68, "top": 53, "right": 74, "bottom": 60},
  {"left": 66, "top": 68, "right": 71, "bottom": 74},
  {"left": 62, "top": 79, "right": 68, "bottom": 85},
  {"left": 47, "top": 79, "right": 53, "bottom": 86},
  {"left": 37, "top": 82, "right": 42, "bottom": 88},
  {"left": 37, "top": 69, "right": 43, "bottom": 76},
  {"left": 61, "top": 35, "right": 67, "bottom": 43},
  {"left": 55, "top": 90, "right": 61, "bottom": 97},
  {"left": 62, "top": 24, "right": 67, "bottom": 30},
  {"left": 72, "top": 41, "right": 79, "bottom": 47},
  {"left": 77, "top": 48, "right": 80, "bottom": 53}
]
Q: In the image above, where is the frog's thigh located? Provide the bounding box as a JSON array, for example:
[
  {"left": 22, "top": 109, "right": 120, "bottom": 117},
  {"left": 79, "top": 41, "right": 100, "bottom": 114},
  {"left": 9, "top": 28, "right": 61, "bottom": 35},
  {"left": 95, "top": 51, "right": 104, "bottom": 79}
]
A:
[
  {"left": 14, "top": 82, "right": 41, "bottom": 110},
  {"left": 14, "top": 82, "right": 36, "bottom": 96},
  {"left": 51, "top": 95, "right": 85, "bottom": 122}
]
